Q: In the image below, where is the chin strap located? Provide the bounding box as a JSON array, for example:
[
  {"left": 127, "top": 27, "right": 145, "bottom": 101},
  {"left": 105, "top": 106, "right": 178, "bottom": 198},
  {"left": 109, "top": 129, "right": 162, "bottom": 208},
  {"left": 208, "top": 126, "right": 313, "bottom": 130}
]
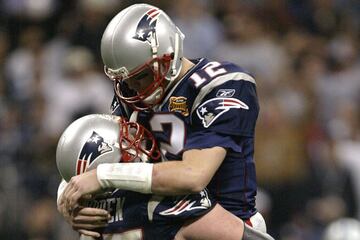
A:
[
  {"left": 142, "top": 87, "right": 163, "bottom": 105},
  {"left": 170, "top": 32, "right": 180, "bottom": 79},
  {"left": 150, "top": 34, "right": 159, "bottom": 71},
  {"left": 163, "top": 32, "right": 184, "bottom": 96}
]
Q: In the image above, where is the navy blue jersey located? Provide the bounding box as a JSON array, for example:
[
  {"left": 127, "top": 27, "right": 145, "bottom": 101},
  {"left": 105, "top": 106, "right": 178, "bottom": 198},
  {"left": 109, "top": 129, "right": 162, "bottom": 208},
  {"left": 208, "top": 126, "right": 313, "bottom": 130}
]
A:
[
  {"left": 83, "top": 189, "right": 214, "bottom": 239},
  {"left": 112, "top": 58, "right": 259, "bottom": 219}
]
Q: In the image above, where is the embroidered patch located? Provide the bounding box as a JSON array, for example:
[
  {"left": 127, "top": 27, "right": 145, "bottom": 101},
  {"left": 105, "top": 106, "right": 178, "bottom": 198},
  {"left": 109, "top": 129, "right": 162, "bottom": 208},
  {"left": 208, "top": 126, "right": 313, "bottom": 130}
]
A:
[
  {"left": 196, "top": 97, "right": 249, "bottom": 128},
  {"left": 216, "top": 89, "right": 235, "bottom": 97},
  {"left": 169, "top": 96, "right": 189, "bottom": 116}
]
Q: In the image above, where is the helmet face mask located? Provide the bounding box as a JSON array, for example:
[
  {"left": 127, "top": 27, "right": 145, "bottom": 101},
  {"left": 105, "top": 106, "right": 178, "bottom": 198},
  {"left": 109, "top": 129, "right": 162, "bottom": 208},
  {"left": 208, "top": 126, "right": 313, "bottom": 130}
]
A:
[
  {"left": 105, "top": 53, "right": 173, "bottom": 110},
  {"left": 56, "top": 114, "right": 161, "bottom": 182},
  {"left": 120, "top": 120, "right": 161, "bottom": 162},
  {"left": 101, "top": 4, "right": 184, "bottom": 110}
]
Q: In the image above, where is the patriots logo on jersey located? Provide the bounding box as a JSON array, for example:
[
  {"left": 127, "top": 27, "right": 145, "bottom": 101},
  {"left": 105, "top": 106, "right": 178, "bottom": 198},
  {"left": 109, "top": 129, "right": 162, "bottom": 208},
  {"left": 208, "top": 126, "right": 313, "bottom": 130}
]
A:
[
  {"left": 196, "top": 97, "right": 249, "bottom": 128},
  {"left": 76, "top": 131, "right": 113, "bottom": 175},
  {"left": 160, "top": 190, "right": 212, "bottom": 216},
  {"left": 133, "top": 8, "right": 160, "bottom": 44}
]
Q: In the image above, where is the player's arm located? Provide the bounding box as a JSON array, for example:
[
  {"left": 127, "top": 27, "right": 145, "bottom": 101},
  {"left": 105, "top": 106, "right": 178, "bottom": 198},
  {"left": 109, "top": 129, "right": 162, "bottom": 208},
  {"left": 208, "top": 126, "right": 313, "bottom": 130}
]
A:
[
  {"left": 61, "top": 146, "right": 226, "bottom": 209},
  {"left": 151, "top": 146, "right": 226, "bottom": 194},
  {"left": 62, "top": 71, "right": 258, "bottom": 206}
]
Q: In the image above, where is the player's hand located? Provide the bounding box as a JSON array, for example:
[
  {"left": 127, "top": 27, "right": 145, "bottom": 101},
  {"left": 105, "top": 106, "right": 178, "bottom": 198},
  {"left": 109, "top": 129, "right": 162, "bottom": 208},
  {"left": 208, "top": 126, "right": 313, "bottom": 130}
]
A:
[
  {"left": 58, "top": 197, "right": 110, "bottom": 238},
  {"left": 62, "top": 169, "right": 102, "bottom": 212},
  {"left": 72, "top": 207, "right": 111, "bottom": 238}
]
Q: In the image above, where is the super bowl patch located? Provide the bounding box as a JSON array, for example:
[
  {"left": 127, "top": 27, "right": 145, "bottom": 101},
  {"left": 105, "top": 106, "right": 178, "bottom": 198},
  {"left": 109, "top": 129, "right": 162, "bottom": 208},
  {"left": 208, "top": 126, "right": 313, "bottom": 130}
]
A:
[{"left": 169, "top": 96, "right": 189, "bottom": 116}]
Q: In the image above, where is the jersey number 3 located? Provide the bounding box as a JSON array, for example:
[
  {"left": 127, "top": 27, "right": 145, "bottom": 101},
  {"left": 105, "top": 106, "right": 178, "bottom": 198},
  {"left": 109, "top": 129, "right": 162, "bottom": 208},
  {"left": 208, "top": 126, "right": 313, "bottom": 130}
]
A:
[
  {"left": 150, "top": 61, "right": 227, "bottom": 156},
  {"left": 150, "top": 114, "right": 185, "bottom": 156}
]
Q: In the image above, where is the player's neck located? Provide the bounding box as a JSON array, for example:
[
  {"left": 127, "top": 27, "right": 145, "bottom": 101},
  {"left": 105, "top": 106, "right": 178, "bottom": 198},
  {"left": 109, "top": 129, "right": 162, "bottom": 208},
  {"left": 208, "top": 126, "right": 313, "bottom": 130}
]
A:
[
  {"left": 177, "top": 57, "right": 195, "bottom": 80},
  {"left": 163, "top": 57, "right": 194, "bottom": 91}
]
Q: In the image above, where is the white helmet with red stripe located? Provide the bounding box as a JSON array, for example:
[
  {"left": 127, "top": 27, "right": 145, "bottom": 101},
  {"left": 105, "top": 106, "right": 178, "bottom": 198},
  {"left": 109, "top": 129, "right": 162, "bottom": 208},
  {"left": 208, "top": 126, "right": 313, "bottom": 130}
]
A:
[{"left": 56, "top": 114, "right": 160, "bottom": 182}]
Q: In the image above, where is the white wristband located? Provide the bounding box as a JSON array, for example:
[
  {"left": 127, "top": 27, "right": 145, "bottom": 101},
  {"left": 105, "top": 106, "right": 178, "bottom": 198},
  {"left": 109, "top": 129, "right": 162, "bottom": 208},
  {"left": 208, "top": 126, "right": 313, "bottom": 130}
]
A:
[{"left": 97, "top": 163, "right": 153, "bottom": 194}]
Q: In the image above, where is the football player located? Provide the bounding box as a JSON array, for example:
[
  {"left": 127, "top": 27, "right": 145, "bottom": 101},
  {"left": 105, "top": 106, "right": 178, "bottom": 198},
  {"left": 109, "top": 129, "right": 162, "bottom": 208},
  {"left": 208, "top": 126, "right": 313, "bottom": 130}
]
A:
[
  {"left": 57, "top": 114, "right": 273, "bottom": 240},
  {"left": 58, "top": 3, "right": 273, "bottom": 239}
]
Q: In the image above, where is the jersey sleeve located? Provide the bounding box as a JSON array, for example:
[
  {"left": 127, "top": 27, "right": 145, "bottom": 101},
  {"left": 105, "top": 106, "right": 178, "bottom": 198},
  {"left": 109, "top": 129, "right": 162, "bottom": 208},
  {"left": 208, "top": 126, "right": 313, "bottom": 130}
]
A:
[
  {"left": 185, "top": 77, "right": 259, "bottom": 151},
  {"left": 191, "top": 78, "right": 259, "bottom": 136}
]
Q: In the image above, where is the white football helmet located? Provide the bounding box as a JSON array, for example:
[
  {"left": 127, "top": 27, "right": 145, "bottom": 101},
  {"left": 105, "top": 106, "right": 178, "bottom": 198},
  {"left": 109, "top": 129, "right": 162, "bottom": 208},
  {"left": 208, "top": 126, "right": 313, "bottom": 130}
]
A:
[
  {"left": 323, "top": 218, "right": 360, "bottom": 240},
  {"left": 56, "top": 114, "right": 160, "bottom": 182},
  {"left": 101, "top": 3, "right": 184, "bottom": 110}
]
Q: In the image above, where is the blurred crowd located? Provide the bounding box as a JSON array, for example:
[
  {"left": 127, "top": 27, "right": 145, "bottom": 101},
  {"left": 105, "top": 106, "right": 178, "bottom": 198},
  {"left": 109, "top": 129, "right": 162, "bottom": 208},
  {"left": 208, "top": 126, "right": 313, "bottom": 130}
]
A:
[{"left": 0, "top": 0, "right": 359, "bottom": 239}]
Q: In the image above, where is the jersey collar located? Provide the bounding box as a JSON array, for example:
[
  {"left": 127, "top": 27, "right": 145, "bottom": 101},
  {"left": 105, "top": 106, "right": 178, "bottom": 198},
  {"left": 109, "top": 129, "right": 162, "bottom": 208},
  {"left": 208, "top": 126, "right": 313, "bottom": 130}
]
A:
[{"left": 155, "top": 58, "right": 208, "bottom": 110}]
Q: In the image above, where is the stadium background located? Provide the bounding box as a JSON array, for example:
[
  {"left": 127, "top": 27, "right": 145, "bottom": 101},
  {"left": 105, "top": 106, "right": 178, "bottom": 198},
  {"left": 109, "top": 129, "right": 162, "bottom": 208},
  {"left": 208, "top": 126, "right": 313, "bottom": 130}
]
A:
[{"left": 1, "top": 0, "right": 359, "bottom": 239}]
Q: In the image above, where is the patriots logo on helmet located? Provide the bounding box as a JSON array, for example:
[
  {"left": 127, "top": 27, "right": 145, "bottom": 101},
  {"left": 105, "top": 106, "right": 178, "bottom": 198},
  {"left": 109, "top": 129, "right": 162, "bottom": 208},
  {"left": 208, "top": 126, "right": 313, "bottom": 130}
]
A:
[
  {"left": 197, "top": 98, "right": 249, "bottom": 128},
  {"left": 133, "top": 8, "right": 160, "bottom": 44},
  {"left": 76, "top": 131, "right": 113, "bottom": 175}
]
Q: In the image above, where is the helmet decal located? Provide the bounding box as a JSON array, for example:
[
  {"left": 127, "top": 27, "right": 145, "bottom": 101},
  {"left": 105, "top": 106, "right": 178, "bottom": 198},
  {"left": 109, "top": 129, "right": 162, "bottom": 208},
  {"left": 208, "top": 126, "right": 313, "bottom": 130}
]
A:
[
  {"left": 133, "top": 8, "right": 160, "bottom": 44},
  {"left": 76, "top": 131, "right": 113, "bottom": 175}
]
